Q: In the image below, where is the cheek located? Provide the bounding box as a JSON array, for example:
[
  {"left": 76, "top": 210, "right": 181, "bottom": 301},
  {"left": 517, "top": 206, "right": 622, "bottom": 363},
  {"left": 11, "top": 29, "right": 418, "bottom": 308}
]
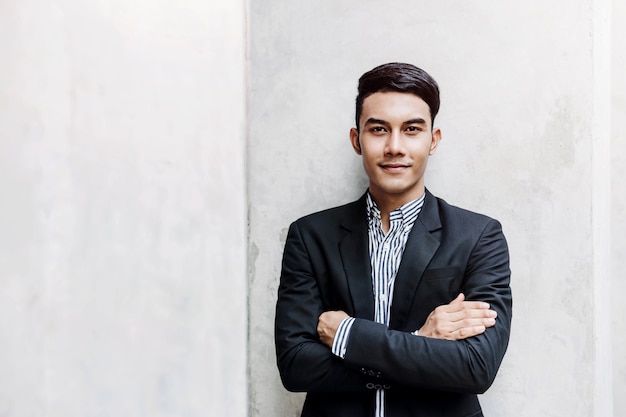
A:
[
  {"left": 411, "top": 143, "right": 433, "bottom": 158},
  {"left": 359, "top": 152, "right": 380, "bottom": 175},
  {"left": 361, "top": 154, "right": 377, "bottom": 171},
  {"left": 360, "top": 140, "right": 385, "bottom": 158}
]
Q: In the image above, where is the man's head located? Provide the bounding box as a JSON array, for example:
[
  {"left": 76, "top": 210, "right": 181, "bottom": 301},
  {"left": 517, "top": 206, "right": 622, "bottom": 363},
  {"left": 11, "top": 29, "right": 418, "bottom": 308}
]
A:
[
  {"left": 355, "top": 63, "right": 440, "bottom": 131},
  {"left": 350, "top": 63, "right": 442, "bottom": 210}
]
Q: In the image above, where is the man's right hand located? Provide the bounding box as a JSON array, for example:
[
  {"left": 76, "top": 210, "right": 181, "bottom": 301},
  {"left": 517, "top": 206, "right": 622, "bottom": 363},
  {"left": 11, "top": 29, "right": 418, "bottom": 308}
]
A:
[{"left": 418, "top": 293, "right": 497, "bottom": 340}]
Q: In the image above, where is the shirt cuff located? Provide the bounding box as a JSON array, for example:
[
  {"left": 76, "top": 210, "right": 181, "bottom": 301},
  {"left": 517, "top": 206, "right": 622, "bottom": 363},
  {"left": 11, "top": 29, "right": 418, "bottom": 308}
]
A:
[{"left": 331, "top": 317, "right": 355, "bottom": 358}]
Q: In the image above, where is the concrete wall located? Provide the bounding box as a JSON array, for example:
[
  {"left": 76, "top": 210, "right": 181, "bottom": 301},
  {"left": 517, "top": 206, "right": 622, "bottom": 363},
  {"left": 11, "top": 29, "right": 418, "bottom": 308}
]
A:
[
  {"left": 0, "top": 1, "right": 247, "bottom": 416},
  {"left": 612, "top": 0, "right": 626, "bottom": 415},
  {"left": 249, "top": 1, "right": 619, "bottom": 416},
  {"left": 1, "top": 0, "right": 621, "bottom": 416}
]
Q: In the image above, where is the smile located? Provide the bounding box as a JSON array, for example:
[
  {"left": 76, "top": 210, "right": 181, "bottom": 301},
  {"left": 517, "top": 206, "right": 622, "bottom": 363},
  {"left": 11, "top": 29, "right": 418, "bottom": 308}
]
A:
[{"left": 380, "top": 164, "right": 410, "bottom": 173}]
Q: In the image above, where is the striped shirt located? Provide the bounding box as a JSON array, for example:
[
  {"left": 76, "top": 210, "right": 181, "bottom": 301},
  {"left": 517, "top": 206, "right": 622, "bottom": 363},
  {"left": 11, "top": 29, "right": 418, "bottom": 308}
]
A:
[{"left": 332, "top": 192, "right": 425, "bottom": 417}]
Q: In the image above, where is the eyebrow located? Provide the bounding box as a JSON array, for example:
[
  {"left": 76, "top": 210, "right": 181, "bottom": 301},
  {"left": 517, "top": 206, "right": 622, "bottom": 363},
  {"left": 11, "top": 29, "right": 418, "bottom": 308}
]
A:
[
  {"left": 364, "top": 117, "right": 427, "bottom": 126},
  {"left": 404, "top": 118, "right": 427, "bottom": 125},
  {"left": 364, "top": 118, "right": 390, "bottom": 126}
]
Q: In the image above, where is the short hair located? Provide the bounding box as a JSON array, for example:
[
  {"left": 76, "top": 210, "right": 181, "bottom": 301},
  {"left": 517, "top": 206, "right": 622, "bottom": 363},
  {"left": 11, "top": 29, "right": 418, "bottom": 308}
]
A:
[{"left": 355, "top": 63, "right": 440, "bottom": 130}]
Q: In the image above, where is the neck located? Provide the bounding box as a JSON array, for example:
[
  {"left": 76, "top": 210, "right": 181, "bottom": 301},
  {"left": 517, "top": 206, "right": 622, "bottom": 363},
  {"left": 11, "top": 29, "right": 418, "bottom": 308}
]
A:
[
  {"left": 369, "top": 188, "right": 425, "bottom": 233},
  {"left": 370, "top": 190, "right": 424, "bottom": 215}
]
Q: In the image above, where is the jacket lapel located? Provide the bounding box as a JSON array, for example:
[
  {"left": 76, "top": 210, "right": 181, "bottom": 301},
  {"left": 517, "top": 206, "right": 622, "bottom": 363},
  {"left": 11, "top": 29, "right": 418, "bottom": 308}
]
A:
[
  {"left": 390, "top": 190, "right": 442, "bottom": 329},
  {"left": 338, "top": 194, "right": 375, "bottom": 320}
]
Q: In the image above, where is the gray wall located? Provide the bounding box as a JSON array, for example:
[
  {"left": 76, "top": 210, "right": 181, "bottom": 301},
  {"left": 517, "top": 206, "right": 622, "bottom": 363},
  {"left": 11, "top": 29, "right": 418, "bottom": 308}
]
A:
[
  {"left": 249, "top": 1, "right": 622, "bottom": 417},
  {"left": 0, "top": 1, "right": 247, "bottom": 416},
  {"left": 0, "top": 0, "right": 623, "bottom": 416},
  {"left": 612, "top": 0, "right": 626, "bottom": 415}
]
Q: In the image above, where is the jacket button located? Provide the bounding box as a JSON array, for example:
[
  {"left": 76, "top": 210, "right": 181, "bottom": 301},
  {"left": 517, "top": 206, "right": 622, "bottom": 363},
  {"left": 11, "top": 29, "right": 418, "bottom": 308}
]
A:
[{"left": 366, "top": 383, "right": 375, "bottom": 389}]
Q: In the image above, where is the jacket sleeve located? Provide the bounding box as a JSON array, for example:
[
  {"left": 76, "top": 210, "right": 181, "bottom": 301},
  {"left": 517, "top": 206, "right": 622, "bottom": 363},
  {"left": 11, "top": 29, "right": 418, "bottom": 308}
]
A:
[
  {"left": 342, "top": 218, "right": 512, "bottom": 394},
  {"left": 274, "top": 221, "right": 371, "bottom": 392}
]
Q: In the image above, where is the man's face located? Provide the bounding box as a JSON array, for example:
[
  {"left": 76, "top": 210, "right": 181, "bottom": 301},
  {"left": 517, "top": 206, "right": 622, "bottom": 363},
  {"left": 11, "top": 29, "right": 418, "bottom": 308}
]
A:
[{"left": 350, "top": 91, "right": 441, "bottom": 207}]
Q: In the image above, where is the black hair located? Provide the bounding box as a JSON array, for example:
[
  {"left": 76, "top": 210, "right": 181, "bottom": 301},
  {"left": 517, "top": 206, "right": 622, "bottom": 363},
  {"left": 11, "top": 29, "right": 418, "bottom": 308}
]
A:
[{"left": 355, "top": 63, "right": 440, "bottom": 130}]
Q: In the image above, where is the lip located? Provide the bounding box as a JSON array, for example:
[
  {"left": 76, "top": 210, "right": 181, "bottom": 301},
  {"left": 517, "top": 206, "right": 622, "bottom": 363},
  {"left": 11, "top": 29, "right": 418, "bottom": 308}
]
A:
[{"left": 380, "top": 163, "right": 410, "bottom": 173}]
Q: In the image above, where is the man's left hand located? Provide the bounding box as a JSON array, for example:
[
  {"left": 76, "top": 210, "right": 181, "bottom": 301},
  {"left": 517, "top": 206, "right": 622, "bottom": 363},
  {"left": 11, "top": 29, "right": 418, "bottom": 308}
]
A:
[{"left": 317, "top": 310, "right": 349, "bottom": 348}]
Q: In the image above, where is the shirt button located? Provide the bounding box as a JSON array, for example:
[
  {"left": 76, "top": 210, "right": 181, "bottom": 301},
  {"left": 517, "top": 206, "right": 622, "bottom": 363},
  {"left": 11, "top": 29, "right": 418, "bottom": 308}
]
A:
[{"left": 383, "top": 243, "right": 390, "bottom": 250}]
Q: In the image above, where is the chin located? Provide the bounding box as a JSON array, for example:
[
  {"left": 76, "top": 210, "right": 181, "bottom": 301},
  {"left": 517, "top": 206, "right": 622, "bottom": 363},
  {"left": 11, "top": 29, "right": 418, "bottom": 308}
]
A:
[
  {"left": 380, "top": 181, "right": 414, "bottom": 193},
  {"left": 375, "top": 180, "right": 423, "bottom": 197}
]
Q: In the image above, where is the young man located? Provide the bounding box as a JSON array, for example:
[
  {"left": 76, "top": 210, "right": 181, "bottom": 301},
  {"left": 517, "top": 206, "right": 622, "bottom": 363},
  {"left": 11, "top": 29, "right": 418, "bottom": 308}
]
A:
[{"left": 274, "top": 63, "right": 512, "bottom": 417}]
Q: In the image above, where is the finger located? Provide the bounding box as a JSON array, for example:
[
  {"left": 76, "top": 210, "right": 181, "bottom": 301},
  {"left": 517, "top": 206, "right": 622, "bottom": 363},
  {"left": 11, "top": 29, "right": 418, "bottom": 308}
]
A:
[
  {"left": 449, "top": 293, "right": 465, "bottom": 304},
  {"left": 464, "top": 300, "right": 491, "bottom": 309},
  {"left": 449, "top": 318, "right": 496, "bottom": 336},
  {"left": 445, "top": 301, "right": 492, "bottom": 314},
  {"left": 460, "top": 317, "right": 496, "bottom": 328},
  {"left": 455, "top": 325, "right": 487, "bottom": 340},
  {"left": 445, "top": 308, "right": 498, "bottom": 323},
  {"left": 483, "top": 317, "right": 497, "bottom": 328},
  {"left": 461, "top": 306, "right": 497, "bottom": 318}
]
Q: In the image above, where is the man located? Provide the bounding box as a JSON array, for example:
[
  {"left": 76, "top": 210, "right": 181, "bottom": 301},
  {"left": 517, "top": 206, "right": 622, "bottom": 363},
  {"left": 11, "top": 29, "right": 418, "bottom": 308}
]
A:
[{"left": 274, "top": 62, "right": 512, "bottom": 417}]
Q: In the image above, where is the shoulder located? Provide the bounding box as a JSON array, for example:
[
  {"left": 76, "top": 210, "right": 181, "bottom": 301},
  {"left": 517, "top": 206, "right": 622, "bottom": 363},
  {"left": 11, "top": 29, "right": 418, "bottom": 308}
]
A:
[
  {"left": 292, "top": 197, "right": 364, "bottom": 230},
  {"left": 428, "top": 192, "right": 503, "bottom": 233},
  {"left": 283, "top": 197, "right": 365, "bottom": 246}
]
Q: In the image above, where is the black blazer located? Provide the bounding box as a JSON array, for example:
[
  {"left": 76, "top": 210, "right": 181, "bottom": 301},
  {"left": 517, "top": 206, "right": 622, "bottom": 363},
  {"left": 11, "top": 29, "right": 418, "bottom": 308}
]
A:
[{"left": 275, "top": 190, "right": 512, "bottom": 417}]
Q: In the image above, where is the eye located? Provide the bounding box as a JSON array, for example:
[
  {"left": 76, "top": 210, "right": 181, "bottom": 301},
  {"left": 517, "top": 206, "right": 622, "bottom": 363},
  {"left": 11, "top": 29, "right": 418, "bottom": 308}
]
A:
[
  {"left": 370, "top": 126, "right": 387, "bottom": 134},
  {"left": 406, "top": 126, "right": 422, "bottom": 133}
]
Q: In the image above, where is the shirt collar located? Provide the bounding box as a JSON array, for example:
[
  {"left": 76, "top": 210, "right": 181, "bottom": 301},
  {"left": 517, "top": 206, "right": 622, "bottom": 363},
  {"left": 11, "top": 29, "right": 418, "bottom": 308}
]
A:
[{"left": 366, "top": 191, "right": 425, "bottom": 230}]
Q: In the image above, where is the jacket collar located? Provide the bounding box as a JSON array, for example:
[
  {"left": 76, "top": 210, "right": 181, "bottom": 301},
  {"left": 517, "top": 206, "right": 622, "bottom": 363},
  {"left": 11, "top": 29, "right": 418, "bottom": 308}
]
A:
[
  {"left": 338, "top": 193, "right": 374, "bottom": 319},
  {"left": 390, "top": 189, "right": 442, "bottom": 328},
  {"left": 337, "top": 190, "right": 442, "bottom": 327}
]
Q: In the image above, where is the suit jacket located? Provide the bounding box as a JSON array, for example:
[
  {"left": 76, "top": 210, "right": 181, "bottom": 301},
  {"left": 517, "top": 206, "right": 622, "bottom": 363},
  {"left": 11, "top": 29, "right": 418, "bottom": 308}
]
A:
[{"left": 275, "top": 190, "right": 512, "bottom": 417}]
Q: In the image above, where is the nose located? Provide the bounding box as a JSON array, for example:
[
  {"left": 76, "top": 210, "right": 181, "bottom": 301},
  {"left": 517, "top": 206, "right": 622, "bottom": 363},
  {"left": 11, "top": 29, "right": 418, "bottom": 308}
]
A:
[{"left": 384, "top": 131, "right": 404, "bottom": 155}]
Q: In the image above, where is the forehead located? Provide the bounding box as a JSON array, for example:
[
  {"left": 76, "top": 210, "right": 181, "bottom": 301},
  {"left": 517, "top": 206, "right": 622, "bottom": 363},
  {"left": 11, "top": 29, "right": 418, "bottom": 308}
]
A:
[{"left": 360, "top": 91, "right": 431, "bottom": 125}]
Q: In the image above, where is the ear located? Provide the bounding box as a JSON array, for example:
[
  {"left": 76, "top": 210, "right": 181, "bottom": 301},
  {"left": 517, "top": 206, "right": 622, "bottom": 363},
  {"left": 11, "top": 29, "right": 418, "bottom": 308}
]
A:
[
  {"left": 349, "top": 127, "right": 362, "bottom": 155},
  {"left": 429, "top": 127, "right": 442, "bottom": 155}
]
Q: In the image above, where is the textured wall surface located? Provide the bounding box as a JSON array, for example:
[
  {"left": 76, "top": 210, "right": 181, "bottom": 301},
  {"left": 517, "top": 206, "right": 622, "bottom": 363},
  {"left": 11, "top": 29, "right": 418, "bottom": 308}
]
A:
[
  {"left": 612, "top": 0, "right": 625, "bottom": 415},
  {"left": 0, "top": 1, "right": 247, "bottom": 416},
  {"left": 248, "top": 1, "right": 616, "bottom": 416},
  {"left": 1, "top": 0, "right": 621, "bottom": 416}
]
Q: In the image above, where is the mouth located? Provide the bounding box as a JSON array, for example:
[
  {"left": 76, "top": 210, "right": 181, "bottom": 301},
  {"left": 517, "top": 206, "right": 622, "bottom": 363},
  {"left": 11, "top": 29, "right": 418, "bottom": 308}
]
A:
[{"left": 380, "top": 162, "right": 411, "bottom": 173}]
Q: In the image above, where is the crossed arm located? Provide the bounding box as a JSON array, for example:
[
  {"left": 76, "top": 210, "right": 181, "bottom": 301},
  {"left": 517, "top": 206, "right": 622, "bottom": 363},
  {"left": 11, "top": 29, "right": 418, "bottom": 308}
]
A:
[
  {"left": 318, "top": 293, "right": 498, "bottom": 347},
  {"left": 275, "top": 219, "right": 512, "bottom": 394}
]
